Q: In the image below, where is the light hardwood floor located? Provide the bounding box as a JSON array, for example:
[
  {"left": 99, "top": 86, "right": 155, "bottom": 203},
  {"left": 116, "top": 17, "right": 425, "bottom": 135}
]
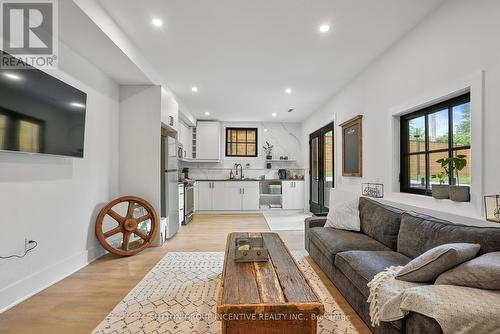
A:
[{"left": 0, "top": 214, "right": 371, "bottom": 334}]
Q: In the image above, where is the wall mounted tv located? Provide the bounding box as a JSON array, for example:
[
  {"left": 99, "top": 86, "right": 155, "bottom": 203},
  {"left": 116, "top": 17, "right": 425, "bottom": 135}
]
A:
[{"left": 0, "top": 51, "right": 87, "bottom": 158}]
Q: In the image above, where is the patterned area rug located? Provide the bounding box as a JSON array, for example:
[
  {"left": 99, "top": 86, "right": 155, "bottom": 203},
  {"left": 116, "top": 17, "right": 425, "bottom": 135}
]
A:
[{"left": 92, "top": 252, "right": 359, "bottom": 334}]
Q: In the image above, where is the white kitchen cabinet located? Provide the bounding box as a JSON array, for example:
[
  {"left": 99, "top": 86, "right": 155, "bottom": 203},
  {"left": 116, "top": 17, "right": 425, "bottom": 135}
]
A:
[
  {"left": 222, "top": 181, "right": 259, "bottom": 211},
  {"left": 195, "top": 121, "right": 220, "bottom": 161},
  {"left": 161, "top": 88, "right": 179, "bottom": 131},
  {"left": 282, "top": 181, "right": 305, "bottom": 210},
  {"left": 212, "top": 182, "right": 227, "bottom": 210},
  {"left": 241, "top": 182, "right": 260, "bottom": 210},
  {"left": 178, "top": 121, "right": 192, "bottom": 159},
  {"left": 197, "top": 181, "right": 259, "bottom": 211},
  {"left": 197, "top": 181, "right": 226, "bottom": 210},
  {"left": 223, "top": 182, "right": 243, "bottom": 210},
  {"left": 197, "top": 181, "right": 213, "bottom": 211}
]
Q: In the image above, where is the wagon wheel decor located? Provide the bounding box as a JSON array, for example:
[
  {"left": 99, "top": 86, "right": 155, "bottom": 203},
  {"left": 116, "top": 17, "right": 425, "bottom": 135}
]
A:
[{"left": 95, "top": 196, "right": 159, "bottom": 256}]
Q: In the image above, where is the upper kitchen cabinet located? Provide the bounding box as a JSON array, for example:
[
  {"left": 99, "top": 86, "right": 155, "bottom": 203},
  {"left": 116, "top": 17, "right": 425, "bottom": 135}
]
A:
[
  {"left": 178, "top": 121, "right": 193, "bottom": 160},
  {"left": 195, "top": 121, "right": 220, "bottom": 161},
  {"left": 161, "top": 87, "right": 179, "bottom": 131}
]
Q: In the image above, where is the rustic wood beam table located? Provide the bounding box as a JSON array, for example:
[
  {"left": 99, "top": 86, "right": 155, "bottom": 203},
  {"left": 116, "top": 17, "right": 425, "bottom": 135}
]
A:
[{"left": 217, "top": 232, "right": 325, "bottom": 334}]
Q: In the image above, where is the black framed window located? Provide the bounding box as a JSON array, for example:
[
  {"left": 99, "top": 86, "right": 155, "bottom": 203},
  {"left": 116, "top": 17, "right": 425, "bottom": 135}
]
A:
[
  {"left": 225, "top": 127, "right": 258, "bottom": 157},
  {"left": 400, "top": 93, "right": 471, "bottom": 195}
]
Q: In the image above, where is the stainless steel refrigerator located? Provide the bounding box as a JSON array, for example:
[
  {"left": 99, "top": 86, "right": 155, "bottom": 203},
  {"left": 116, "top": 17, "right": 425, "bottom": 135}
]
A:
[{"left": 161, "top": 132, "right": 179, "bottom": 239}]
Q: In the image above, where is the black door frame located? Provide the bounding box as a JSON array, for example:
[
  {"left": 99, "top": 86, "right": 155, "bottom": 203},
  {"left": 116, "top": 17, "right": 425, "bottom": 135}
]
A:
[{"left": 309, "top": 122, "right": 334, "bottom": 214}]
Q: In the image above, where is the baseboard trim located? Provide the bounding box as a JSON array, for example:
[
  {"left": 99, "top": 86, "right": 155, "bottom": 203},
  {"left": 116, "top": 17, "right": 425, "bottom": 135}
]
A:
[{"left": 0, "top": 246, "right": 107, "bottom": 314}]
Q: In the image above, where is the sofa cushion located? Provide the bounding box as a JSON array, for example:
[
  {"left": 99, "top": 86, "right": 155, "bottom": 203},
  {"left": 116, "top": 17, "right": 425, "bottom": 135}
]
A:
[
  {"left": 398, "top": 212, "right": 500, "bottom": 258},
  {"left": 326, "top": 198, "right": 360, "bottom": 231},
  {"left": 309, "top": 227, "right": 391, "bottom": 261},
  {"left": 335, "top": 250, "right": 412, "bottom": 298},
  {"left": 396, "top": 243, "right": 480, "bottom": 282},
  {"left": 359, "top": 197, "right": 404, "bottom": 251},
  {"left": 435, "top": 251, "right": 500, "bottom": 290}
]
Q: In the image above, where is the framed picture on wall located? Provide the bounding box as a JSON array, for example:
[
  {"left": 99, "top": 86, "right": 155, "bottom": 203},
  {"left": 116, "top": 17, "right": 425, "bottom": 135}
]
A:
[{"left": 339, "top": 115, "right": 363, "bottom": 177}]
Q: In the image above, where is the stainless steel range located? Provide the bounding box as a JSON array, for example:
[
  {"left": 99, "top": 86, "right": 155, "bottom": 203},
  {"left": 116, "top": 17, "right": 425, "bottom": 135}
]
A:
[{"left": 183, "top": 179, "right": 195, "bottom": 225}]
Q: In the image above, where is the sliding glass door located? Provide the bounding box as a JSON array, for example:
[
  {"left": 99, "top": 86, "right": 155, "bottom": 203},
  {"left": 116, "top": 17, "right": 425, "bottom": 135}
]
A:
[{"left": 309, "top": 122, "right": 334, "bottom": 214}]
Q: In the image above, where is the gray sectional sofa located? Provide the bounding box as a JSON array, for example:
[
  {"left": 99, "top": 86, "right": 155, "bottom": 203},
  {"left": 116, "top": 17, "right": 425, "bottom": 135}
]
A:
[{"left": 304, "top": 197, "right": 500, "bottom": 334}]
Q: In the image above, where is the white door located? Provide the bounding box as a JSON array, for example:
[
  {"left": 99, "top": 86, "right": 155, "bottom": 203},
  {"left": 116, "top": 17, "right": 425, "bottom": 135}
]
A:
[
  {"left": 241, "top": 182, "right": 260, "bottom": 210},
  {"left": 196, "top": 121, "right": 220, "bottom": 160},
  {"left": 282, "top": 181, "right": 304, "bottom": 210},
  {"left": 197, "top": 181, "right": 213, "bottom": 210},
  {"left": 212, "top": 182, "right": 227, "bottom": 210}
]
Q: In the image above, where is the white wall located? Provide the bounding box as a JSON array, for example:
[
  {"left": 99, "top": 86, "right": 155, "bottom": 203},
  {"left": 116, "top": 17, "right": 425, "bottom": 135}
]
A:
[
  {"left": 302, "top": 0, "right": 500, "bottom": 225},
  {"left": 0, "top": 45, "right": 120, "bottom": 311},
  {"left": 118, "top": 85, "right": 162, "bottom": 215}
]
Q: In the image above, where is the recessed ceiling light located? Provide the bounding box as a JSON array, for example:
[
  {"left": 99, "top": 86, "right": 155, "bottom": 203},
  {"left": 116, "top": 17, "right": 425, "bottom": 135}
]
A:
[
  {"left": 151, "top": 18, "right": 163, "bottom": 27},
  {"left": 204, "top": 111, "right": 210, "bottom": 116},
  {"left": 285, "top": 88, "right": 292, "bottom": 94},
  {"left": 3, "top": 73, "right": 21, "bottom": 80},
  {"left": 263, "top": 128, "right": 268, "bottom": 132},
  {"left": 191, "top": 86, "right": 198, "bottom": 92},
  {"left": 319, "top": 24, "right": 330, "bottom": 33},
  {"left": 271, "top": 112, "right": 277, "bottom": 117},
  {"left": 70, "top": 102, "right": 86, "bottom": 108}
]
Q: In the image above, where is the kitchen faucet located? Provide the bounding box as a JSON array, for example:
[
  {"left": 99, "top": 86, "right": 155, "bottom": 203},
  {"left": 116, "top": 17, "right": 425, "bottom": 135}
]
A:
[{"left": 234, "top": 163, "right": 243, "bottom": 180}]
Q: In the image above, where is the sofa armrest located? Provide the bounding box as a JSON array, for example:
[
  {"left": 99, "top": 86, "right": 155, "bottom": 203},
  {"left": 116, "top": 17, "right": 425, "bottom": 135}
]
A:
[
  {"left": 304, "top": 217, "right": 327, "bottom": 252},
  {"left": 305, "top": 216, "right": 327, "bottom": 229}
]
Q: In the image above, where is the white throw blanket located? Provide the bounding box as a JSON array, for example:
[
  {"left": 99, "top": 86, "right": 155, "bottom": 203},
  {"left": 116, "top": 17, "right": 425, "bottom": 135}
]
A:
[{"left": 367, "top": 267, "right": 500, "bottom": 334}]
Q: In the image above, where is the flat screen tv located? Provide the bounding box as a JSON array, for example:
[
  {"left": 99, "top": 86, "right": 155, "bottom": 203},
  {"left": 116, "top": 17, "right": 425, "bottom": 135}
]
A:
[{"left": 0, "top": 51, "right": 87, "bottom": 158}]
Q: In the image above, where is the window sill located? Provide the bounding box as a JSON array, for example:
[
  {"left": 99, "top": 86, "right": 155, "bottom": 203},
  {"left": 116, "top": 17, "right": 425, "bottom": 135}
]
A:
[{"left": 378, "top": 192, "right": 498, "bottom": 228}]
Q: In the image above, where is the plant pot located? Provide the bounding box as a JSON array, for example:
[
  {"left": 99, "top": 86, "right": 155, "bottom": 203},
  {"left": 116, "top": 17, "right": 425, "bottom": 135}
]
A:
[
  {"left": 449, "top": 185, "right": 470, "bottom": 202},
  {"left": 432, "top": 184, "right": 449, "bottom": 199},
  {"left": 266, "top": 155, "right": 272, "bottom": 160}
]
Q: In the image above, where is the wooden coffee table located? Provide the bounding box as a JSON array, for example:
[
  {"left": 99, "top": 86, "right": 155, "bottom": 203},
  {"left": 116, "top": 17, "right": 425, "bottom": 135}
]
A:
[{"left": 217, "top": 232, "right": 324, "bottom": 334}]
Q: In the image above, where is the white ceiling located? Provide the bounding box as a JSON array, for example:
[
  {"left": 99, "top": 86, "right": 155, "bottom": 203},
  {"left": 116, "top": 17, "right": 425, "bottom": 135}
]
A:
[
  {"left": 97, "top": 0, "right": 444, "bottom": 122},
  {"left": 59, "top": 1, "right": 151, "bottom": 85}
]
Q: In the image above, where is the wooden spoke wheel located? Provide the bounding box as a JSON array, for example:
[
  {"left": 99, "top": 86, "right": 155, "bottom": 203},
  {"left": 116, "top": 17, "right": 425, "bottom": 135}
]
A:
[{"left": 95, "top": 196, "right": 159, "bottom": 257}]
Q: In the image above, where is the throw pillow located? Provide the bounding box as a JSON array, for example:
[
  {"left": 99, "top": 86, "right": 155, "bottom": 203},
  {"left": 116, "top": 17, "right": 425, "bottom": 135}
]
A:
[
  {"left": 435, "top": 251, "right": 500, "bottom": 290},
  {"left": 325, "top": 197, "right": 360, "bottom": 231},
  {"left": 396, "top": 243, "right": 480, "bottom": 282}
]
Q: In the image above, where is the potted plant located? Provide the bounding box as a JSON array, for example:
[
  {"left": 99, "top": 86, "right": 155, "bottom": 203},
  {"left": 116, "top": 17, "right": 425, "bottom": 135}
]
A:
[
  {"left": 263, "top": 141, "right": 274, "bottom": 160},
  {"left": 437, "top": 154, "right": 469, "bottom": 202},
  {"left": 431, "top": 171, "right": 449, "bottom": 199}
]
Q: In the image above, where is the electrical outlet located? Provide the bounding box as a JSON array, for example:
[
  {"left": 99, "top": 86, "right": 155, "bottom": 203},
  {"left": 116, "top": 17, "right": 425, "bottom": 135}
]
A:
[{"left": 24, "top": 238, "right": 29, "bottom": 253}]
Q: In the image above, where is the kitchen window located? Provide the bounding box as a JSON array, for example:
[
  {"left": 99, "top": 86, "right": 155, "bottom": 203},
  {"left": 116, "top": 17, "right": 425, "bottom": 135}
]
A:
[
  {"left": 400, "top": 93, "right": 471, "bottom": 195},
  {"left": 225, "top": 127, "right": 258, "bottom": 157}
]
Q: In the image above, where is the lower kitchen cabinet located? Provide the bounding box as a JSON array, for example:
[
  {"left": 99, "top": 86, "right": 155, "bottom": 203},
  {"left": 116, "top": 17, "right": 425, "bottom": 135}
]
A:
[
  {"left": 282, "top": 181, "right": 305, "bottom": 210},
  {"left": 197, "top": 181, "right": 213, "bottom": 211},
  {"left": 212, "top": 182, "right": 229, "bottom": 210},
  {"left": 222, "top": 182, "right": 244, "bottom": 210},
  {"left": 241, "top": 182, "right": 259, "bottom": 210},
  {"left": 197, "top": 181, "right": 259, "bottom": 211}
]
